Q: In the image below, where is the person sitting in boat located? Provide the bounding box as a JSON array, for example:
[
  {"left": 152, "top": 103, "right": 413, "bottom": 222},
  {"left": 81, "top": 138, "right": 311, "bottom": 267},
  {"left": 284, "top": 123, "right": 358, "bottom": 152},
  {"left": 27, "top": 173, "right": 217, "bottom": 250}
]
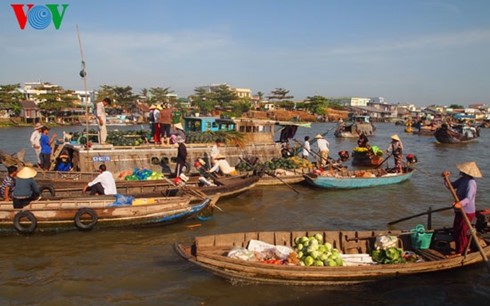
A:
[
  {"left": 337, "top": 150, "right": 350, "bottom": 163},
  {"left": 1, "top": 165, "right": 17, "bottom": 202},
  {"left": 386, "top": 134, "right": 404, "bottom": 173},
  {"left": 281, "top": 142, "right": 293, "bottom": 158},
  {"left": 83, "top": 164, "right": 117, "bottom": 196},
  {"left": 55, "top": 153, "right": 73, "bottom": 172},
  {"left": 12, "top": 167, "right": 41, "bottom": 208},
  {"left": 194, "top": 159, "right": 216, "bottom": 186},
  {"left": 208, "top": 154, "right": 238, "bottom": 176},
  {"left": 357, "top": 132, "right": 369, "bottom": 148}
]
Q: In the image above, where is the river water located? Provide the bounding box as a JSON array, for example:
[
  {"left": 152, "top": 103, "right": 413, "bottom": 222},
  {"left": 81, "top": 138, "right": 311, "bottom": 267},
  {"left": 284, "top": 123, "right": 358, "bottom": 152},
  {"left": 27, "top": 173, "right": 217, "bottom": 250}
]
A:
[{"left": 1, "top": 123, "right": 490, "bottom": 305}]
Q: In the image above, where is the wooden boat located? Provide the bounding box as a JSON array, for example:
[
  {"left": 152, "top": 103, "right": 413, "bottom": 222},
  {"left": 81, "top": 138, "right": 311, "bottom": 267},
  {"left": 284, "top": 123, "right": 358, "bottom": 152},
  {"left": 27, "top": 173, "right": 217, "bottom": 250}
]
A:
[
  {"left": 255, "top": 173, "right": 305, "bottom": 186},
  {"left": 303, "top": 167, "right": 413, "bottom": 189},
  {"left": 434, "top": 124, "right": 480, "bottom": 144},
  {"left": 0, "top": 194, "right": 217, "bottom": 234},
  {"left": 350, "top": 147, "right": 383, "bottom": 167},
  {"left": 41, "top": 174, "right": 258, "bottom": 200},
  {"left": 175, "top": 228, "right": 490, "bottom": 285},
  {"left": 334, "top": 115, "right": 375, "bottom": 138},
  {"left": 0, "top": 170, "right": 259, "bottom": 201}
]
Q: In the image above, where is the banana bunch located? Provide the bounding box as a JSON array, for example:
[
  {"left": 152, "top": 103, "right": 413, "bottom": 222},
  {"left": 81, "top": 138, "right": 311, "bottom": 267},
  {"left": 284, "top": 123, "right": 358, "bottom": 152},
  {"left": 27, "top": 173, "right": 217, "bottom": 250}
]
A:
[{"left": 353, "top": 147, "right": 369, "bottom": 153}]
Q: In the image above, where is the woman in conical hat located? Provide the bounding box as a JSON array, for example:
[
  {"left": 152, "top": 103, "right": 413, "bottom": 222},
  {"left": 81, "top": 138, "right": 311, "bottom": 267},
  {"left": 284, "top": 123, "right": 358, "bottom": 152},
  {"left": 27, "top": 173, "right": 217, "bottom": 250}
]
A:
[
  {"left": 12, "top": 167, "right": 41, "bottom": 209},
  {"left": 443, "top": 161, "right": 482, "bottom": 255},
  {"left": 386, "top": 134, "right": 404, "bottom": 172}
]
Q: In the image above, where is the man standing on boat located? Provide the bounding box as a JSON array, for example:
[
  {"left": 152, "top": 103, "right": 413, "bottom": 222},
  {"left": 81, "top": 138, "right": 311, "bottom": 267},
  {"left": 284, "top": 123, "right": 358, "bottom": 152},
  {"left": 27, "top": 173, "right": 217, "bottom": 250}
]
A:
[
  {"left": 174, "top": 136, "right": 187, "bottom": 178},
  {"left": 153, "top": 104, "right": 162, "bottom": 144},
  {"left": 83, "top": 164, "right": 117, "bottom": 195},
  {"left": 30, "top": 123, "right": 43, "bottom": 167},
  {"left": 39, "top": 126, "right": 57, "bottom": 171},
  {"left": 315, "top": 134, "right": 329, "bottom": 168},
  {"left": 96, "top": 98, "right": 112, "bottom": 145},
  {"left": 159, "top": 103, "right": 173, "bottom": 145}
]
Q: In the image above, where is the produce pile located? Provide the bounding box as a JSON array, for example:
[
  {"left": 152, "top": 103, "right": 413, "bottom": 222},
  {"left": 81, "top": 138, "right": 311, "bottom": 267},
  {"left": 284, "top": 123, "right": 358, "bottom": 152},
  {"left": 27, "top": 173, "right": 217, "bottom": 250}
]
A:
[
  {"left": 119, "top": 168, "right": 165, "bottom": 181},
  {"left": 185, "top": 131, "right": 246, "bottom": 147},
  {"left": 371, "top": 247, "right": 412, "bottom": 264},
  {"left": 352, "top": 146, "right": 383, "bottom": 157},
  {"left": 292, "top": 234, "right": 345, "bottom": 267},
  {"left": 106, "top": 130, "right": 149, "bottom": 146},
  {"left": 235, "top": 157, "right": 313, "bottom": 172},
  {"left": 73, "top": 129, "right": 149, "bottom": 146}
]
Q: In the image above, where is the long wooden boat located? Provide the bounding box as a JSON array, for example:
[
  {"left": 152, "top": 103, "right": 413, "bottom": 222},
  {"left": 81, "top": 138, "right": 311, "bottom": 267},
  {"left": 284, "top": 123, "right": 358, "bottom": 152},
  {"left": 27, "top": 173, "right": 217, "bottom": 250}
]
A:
[
  {"left": 0, "top": 194, "right": 217, "bottom": 234},
  {"left": 434, "top": 124, "right": 480, "bottom": 144},
  {"left": 0, "top": 170, "right": 259, "bottom": 201},
  {"left": 255, "top": 174, "right": 305, "bottom": 186},
  {"left": 303, "top": 168, "right": 413, "bottom": 189},
  {"left": 175, "top": 229, "right": 490, "bottom": 285}
]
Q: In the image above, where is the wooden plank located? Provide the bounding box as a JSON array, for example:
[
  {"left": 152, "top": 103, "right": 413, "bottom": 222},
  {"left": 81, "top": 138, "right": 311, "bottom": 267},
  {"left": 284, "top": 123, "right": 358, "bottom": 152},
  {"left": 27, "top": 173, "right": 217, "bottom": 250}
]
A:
[{"left": 274, "top": 231, "right": 293, "bottom": 247}]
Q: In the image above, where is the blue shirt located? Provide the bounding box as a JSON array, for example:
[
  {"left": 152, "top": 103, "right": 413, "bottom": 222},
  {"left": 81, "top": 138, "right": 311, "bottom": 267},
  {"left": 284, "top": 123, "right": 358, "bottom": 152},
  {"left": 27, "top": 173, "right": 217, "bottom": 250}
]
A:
[{"left": 40, "top": 134, "right": 52, "bottom": 154}]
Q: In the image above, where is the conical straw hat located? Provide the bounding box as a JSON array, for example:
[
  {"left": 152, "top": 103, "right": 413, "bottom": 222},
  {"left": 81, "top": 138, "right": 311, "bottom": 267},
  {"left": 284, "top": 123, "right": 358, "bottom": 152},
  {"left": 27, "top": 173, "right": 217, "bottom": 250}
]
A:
[
  {"left": 17, "top": 167, "right": 38, "bottom": 179},
  {"left": 391, "top": 134, "right": 400, "bottom": 141},
  {"left": 456, "top": 161, "right": 482, "bottom": 178}
]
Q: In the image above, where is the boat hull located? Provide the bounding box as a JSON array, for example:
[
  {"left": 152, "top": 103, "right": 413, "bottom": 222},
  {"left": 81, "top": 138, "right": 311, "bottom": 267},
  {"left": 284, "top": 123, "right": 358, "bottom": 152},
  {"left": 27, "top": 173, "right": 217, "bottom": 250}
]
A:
[
  {"left": 176, "top": 230, "right": 490, "bottom": 285},
  {"left": 303, "top": 170, "right": 413, "bottom": 189},
  {"left": 0, "top": 196, "right": 214, "bottom": 233}
]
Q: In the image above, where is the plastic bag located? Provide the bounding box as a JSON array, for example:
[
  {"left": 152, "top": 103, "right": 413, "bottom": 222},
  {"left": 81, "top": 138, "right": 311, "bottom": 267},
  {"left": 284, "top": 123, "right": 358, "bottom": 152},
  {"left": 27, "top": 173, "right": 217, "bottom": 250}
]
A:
[
  {"left": 111, "top": 194, "right": 135, "bottom": 206},
  {"left": 227, "top": 247, "right": 256, "bottom": 261},
  {"left": 375, "top": 235, "right": 398, "bottom": 250}
]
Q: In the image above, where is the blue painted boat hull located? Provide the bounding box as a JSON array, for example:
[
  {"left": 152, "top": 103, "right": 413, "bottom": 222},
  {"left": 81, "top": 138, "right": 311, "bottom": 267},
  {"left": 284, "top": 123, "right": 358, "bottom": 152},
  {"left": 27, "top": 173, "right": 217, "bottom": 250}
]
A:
[{"left": 304, "top": 171, "right": 413, "bottom": 189}]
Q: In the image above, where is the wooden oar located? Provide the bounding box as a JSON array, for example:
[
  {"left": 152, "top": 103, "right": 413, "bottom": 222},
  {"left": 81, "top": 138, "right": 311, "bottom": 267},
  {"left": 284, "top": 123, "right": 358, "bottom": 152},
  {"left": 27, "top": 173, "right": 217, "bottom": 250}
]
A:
[
  {"left": 375, "top": 153, "right": 392, "bottom": 169},
  {"left": 387, "top": 206, "right": 453, "bottom": 226},
  {"left": 264, "top": 170, "right": 301, "bottom": 194},
  {"left": 442, "top": 172, "right": 489, "bottom": 269}
]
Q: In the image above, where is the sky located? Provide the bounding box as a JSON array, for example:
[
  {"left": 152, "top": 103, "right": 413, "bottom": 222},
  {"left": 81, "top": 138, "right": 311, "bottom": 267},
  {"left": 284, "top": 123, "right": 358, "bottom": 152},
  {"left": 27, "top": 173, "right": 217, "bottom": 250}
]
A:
[{"left": 0, "top": 0, "right": 489, "bottom": 107}]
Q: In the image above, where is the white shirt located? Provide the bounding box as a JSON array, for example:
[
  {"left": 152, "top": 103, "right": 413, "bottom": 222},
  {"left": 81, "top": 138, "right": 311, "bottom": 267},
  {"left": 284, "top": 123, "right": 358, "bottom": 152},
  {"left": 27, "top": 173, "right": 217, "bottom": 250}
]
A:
[
  {"left": 317, "top": 138, "right": 329, "bottom": 152},
  {"left": 210, "top": 144, "right": 220, "bottom": 160},
  {"left": 209, "top": 159, "right": 235, "bottom": 175},
  {"left": 96, "top": 101, "right": 106, "bottom": 123},
  {"left": 88, "top": 171, "right": 117, "bottom": 195},
  {"left": 30, "top": 130, "right": 41, "bottom": 149},
  {"left": 302, "top": 140, "right": 310, "bottom": 157}
]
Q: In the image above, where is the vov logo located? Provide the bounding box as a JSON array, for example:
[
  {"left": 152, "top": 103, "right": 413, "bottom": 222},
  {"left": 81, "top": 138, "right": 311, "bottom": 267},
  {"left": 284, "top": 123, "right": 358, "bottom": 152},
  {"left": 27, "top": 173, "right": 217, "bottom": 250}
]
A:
[{"left": 11, "top": 4, "right": 69, "bottom": 30}]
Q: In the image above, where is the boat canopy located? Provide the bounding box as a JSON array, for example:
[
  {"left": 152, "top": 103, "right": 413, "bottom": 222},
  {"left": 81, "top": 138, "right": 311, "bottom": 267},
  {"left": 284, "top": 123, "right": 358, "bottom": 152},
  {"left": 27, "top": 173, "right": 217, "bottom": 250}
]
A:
[{"left": 183, "top": 117, "right": 236, "bottom": 133}]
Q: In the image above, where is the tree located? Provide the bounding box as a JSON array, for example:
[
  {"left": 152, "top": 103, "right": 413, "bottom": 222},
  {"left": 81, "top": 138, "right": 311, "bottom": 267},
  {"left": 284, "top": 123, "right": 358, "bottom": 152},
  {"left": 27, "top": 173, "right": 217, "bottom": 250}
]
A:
[
  {"left": 149, "top": 87, "right": 174, "bottom": 104},
  {"left": 96, "top": 85, "right": 137, "bottom": 112},
  {"left": 305, "top": 95, "right": 329, "bottom": 115},
  {"left": 267, "top": 88, "right": 294, "bottom": 101},
  {"left": 0, "top": 84, "right": 24, "bottom": 115},
  {"left": 256, "top": 91, "right": 264, "bottom": 101},
  {"left": 211, "top": 84, "right": 238, "bottom": 104},
  {"left": 449, "top": 104, "right": 464, "bottom": 109}
]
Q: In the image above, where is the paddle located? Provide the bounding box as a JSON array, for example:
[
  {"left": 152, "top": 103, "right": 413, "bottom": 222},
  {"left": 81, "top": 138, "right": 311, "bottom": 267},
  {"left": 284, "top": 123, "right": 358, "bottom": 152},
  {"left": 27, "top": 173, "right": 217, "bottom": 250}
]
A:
[
  {"left": 442, "top": 172, "right": 489, "bottom": 268},
  {"left": 387, "top": 206, "right": 453, "bottom": 226},
  {"left": 375, "top": 153, "right": 392, "bottom": 169}
]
